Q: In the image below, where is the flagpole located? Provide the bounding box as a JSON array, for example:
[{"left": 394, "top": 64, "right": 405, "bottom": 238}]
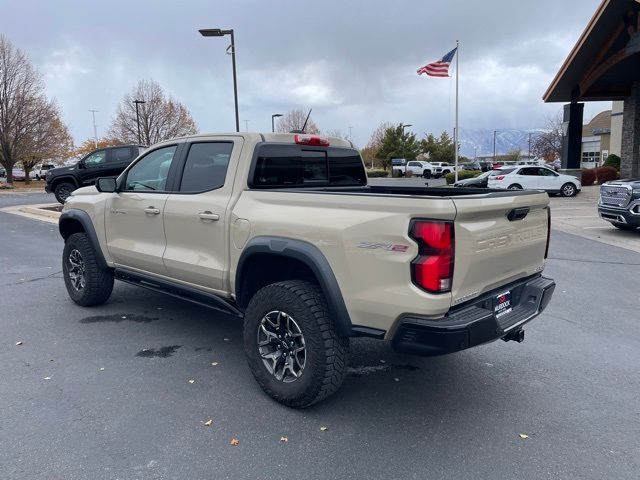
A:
[{"left": 454, "top": 40, "right": 459, "bottom": 183}]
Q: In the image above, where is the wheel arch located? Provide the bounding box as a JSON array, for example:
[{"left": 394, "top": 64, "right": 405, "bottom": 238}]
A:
[
  {"left": 59, "top": 209, "right": 108, "bottom": 270},
  {"left": 236, "top": 237, "right": 353, "bottom": 337},
  {"left": 51, "top": 175, "right": 79, "bottom": 189}
]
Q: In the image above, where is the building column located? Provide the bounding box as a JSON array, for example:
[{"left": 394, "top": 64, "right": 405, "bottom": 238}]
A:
[
  {"left": 621, "top": 81, "right": 640, "bottom": 179},
  {"left": 560, "top": 102, "right": 583, "bottom": 178}
]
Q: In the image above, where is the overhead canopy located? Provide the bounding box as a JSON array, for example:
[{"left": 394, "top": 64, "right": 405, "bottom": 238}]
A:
[{"left": 544, "top": 0, "right": 640, "bottom": 102}]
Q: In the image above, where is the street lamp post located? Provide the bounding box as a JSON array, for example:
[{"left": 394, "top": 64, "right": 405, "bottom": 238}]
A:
[
  {"left": 89, "top": 109, "right": 99, "bottom": 148},
  {"left": 271, "top": 113, "right": 282, "bottom": 133},
  {"left": 493, "top": 130, "right": 498, "bottom": 163},
  {"left": 133, "top": 100, "right": 146, "bottom": 144},
  {"left": 199, "top": 28, "right": 240, "bottom": 133},
  {"left": 401, "top": 124, "right": 413, "bottom": 161}
]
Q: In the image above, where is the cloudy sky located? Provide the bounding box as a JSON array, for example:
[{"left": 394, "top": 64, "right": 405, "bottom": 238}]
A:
[{"left": 2, "top": 0, "right": 609, "bottom": 147}]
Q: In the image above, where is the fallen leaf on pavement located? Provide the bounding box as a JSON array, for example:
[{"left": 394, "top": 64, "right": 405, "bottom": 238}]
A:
[
  {"left": 43, "top": 377, "right": 51, "bottom": 380},
  {"left": 519, "top": 434, "right": 529, "bottom": 439},
  {"left": 280, "top": 436, "right": 288, "bottom": 443},
  {"left": 320, "top": 426, "right": 328, "bottom": 432},
  {"left": 203, "top": 419, "right": 213, "bottom": 427},
  {"left": 223, "top": 338, "right": 231, "bottom": 342},
  {"left": 188, "top": 379, "right": 195, "bottom": 384},
  {"left": 15, "top": 341, "right": 23, "bottom": 346},
  {"left": 230, "top": 438, "right": 239, "bottom": 446},
  {"left": 379, "top": 359, "right": 386, "bottom": 364},
  {"left": 99, "top": 367, "right": 105, "bottom": 371},
  {"left": 211, "top": 362, "right": 219, "bottom": 366},
  {"left": 393, "top": 377, "right": 400, "bottom": 382}
]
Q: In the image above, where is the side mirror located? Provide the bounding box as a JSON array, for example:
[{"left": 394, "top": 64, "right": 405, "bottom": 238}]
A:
[{"left": 96, "top": 177, "right": 117, "bottom": 193}]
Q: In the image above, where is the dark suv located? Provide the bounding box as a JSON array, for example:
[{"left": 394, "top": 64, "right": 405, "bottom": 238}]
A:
[{"left": 45, "top": 145, "right": 145, "bottom": 203}]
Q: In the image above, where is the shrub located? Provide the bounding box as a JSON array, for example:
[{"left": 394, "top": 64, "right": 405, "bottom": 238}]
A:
[
  {"left": 603, "top": 154, "right": 620, "bottom": 171},
  {"left": 595, "top": 166, "right": 618, "bottom": 184},
  {"left": 366, "top": 169, "right": 388, "bottom": 178},
  {"left": 581, "top": 168, "right": 596, "bottom": 186},
  {"left": 445, "top": 170, "right": 482, "bottom": 185}
]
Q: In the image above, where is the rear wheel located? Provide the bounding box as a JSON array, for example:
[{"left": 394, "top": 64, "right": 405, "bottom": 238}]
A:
[
  {"left": 508, "top": 184, "right": 522, "bottom": 190},
  {"left": 54, "top": 182, "right": 75, "bottom": 203},
  {"left": 422, "top": 170, "right": 431, "bottom": 179},
  {"left": 611, "top": 223, "right": 638, "bottom": 231},
  {"left": 243, "top": 280, "right": 349, "bottom": 408},
  {"left": 63, "top": 233, "right": 114, "bottom": 306},
  {"left": 560, "top": 182, "right": 577, "bottom": 197}
]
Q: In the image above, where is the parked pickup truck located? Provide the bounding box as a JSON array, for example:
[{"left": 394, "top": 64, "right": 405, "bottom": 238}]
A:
[
  {"left": 58, "top": 133, "right": 555, "bottom": 407},
  {"left": 391, "top": 159, "right": 434, "bottom": 178},
  {"left": 598, "top": 179, "right": 640, "bottom": 230}
]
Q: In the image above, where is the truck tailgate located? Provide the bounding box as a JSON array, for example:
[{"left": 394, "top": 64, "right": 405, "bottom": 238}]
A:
[{"left": 451, "top": 191, "right": 549, "bottom": 306}]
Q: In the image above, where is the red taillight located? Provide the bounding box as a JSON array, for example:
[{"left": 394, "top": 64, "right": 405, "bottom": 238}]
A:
[
  {"left": 410, "top": 221, "right": 454, "bottom": 293},
  {"left": 545, "top": 207, "right": 551, "bottom": 259},
  {"left": 294, "top": 134, "right": 330, "bottom": 146},
  {"left": 495, "top": 175, "right": 505, "bottom": 180}
]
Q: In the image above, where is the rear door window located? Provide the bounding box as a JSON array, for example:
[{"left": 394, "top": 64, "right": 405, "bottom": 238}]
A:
[
  {"left": 110, "top": 147, "right": 134, "bottom": 163},
  {"left": 179, "top": 142, "right": 233, "bottom": 192}
]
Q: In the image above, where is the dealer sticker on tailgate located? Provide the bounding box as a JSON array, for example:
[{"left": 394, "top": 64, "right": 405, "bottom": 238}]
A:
[{"left": 494, "top": 291, "right": 512, "bottom": 318}]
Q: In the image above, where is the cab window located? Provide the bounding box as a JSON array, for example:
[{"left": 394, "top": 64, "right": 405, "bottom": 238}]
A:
[
  {"left": 179, "top": 142, "right": 233, "bottom": 192},
  {"left": 84, "top": 150, "right": 107, "bottom": 166},
  {"left": 110, "top": 147, "right": 134, "bottom": 163},
  {"left": 124, "top": 146, "right": 177, "bottom": 192}
]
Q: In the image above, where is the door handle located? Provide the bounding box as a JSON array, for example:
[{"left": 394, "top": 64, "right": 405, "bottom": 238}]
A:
[
  {"left": 144, "top": 207, "right": 161, "bottom": 215},
  {"left": 198, "top": 211, "right": 220, "bottom": 221}
]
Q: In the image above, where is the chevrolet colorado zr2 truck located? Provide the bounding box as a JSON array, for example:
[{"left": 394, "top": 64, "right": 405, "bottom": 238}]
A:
[{"left": 57, "top": 133, "right": 555, "bottom": 407}]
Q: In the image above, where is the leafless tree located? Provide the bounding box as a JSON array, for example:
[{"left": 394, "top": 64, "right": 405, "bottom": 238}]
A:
[
  {"left": 532, "top": 113, "right": 563, "bottom": 162},
  {"left": 324, "top": 129, "right": 350, "bottom": 140},
  {"left": 108, "top": 79, "right": 198, "bottom": 146},
  {"left": 0, "top": 35, "right": 59, "bottom": 184},
  {"left": 274, "top": 109, "right": 320, "bottom": 134},
  {"left": 366, "top": 122, "right": 393, "bottom": 150},
  {"left": 20, "top": 99, "right": 74, "bottom": 184}
]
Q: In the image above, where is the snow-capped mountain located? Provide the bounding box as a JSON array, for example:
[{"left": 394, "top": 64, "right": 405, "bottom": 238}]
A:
[{"left": 457, "top": 128, "right": 545, "bottom": 158}]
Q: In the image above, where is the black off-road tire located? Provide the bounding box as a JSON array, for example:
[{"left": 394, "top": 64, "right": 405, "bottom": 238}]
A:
[
  {"left": 62, "top": 233, "right": 114, "bottom": 306},
  {"left": 243, "top": 280, "right": 349, "bottom": 408},
  {"left": 54, "top": 182, "right": 75, "bottom": 204},
  {"left": 423, "top": 170, "right": 432, "bottom": 179}
]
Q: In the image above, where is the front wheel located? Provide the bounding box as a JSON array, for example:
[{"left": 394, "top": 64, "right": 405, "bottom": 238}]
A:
[
  {"left": 243, "top": 280, "right": 349, "bottom": 408},
  {"left": 423, "top": 170, "right": 431, "bottom": 179},
  {"left": 63, "top": 233, "right": 114, "bottom": 306},
  {"left": 561, "top": 182, "right": 577, "bottom": 197},
  {"left": 54, "top": 182, "right": 75, "bottom": 204}
]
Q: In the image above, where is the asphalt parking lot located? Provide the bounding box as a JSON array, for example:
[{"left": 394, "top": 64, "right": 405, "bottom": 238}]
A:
[{"left": 1, "top": 190, "right": 639, "bottom": 480}]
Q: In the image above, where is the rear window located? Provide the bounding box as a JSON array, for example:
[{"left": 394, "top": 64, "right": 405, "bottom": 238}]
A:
[{"left": 251, "top": 144, "right": 366, "bottom": 188}]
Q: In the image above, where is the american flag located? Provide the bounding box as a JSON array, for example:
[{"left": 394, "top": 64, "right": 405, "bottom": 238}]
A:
[{"left": 417, "top": 47, "right": 458, "bottom": 77}]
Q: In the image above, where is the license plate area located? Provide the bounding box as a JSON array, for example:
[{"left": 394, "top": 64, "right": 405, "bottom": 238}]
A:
[{"left": 494, "top": 290, "right": 512, "bottom": 318}]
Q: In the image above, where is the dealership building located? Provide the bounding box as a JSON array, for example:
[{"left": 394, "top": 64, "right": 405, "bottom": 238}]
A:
[{"left": 544, "top": 0, "right": 640, "bottom": 178}]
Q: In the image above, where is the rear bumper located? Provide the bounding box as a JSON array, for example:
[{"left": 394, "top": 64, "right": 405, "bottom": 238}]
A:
[
  {"left": 391, "top": 275, "right": 555, "bottom": 356},
  {"left": 598, "top": 205, "right": 640, "bottom": 227}
]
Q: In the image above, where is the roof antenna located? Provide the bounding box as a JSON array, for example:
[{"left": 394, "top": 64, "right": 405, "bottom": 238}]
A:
[{"left": 300, "top": 108, "right": 312, "bottom": 133}]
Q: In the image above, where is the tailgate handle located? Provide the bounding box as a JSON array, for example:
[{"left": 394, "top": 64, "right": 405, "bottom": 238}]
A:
[{"left": 507, "top": 207, "right": 530, "bottom": 221}]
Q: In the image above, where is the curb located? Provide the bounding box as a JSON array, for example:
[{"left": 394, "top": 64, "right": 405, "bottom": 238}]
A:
[{"left": 19, "top": 205, "right": 62, "bottom": 220}]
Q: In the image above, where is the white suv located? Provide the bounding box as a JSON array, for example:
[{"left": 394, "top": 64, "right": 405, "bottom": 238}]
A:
[{"left": 488, "top": 166, "right": 581, "bottom": 197}]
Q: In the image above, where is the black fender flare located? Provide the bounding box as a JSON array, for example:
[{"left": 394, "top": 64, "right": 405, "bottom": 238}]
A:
[
  {"left": 236, "top": 236, "right": 353, "bottom": 337},
  {"left": 51, "top": 175, "right": 79, "bottom": 189},
  {"left": 58, "top": 209, "right": 108, "bottom": 270}
]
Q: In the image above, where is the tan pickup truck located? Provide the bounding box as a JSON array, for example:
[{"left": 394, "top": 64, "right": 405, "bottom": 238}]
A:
[{"left": 58, "top": 133, "right": 555, "bottom": 407}]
